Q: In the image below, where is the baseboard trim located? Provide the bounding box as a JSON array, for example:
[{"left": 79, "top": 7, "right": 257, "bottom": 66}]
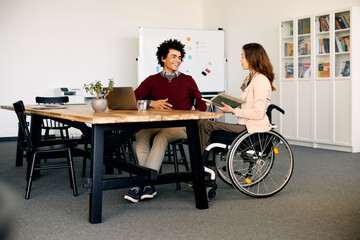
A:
[
  {"left": 287, "top": 139, "right": 355, "bottom": 153},
  {"left": 0, "top": 137, "right": 17, "bottom": 142}
]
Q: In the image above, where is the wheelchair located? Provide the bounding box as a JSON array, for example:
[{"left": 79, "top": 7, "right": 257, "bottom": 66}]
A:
[{"left": 202, "top": 104, "right": 294, "bottom": 200}]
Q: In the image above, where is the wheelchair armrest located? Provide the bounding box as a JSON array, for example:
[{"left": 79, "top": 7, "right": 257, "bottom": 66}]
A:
[{"left": 266, "top": 104, "right": 285, "bottom": 125}]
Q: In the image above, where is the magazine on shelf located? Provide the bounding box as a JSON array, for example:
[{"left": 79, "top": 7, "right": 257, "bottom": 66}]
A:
[
  {"left": 322, "top": 63, "right": 330, "bottom": 77},
  {"left": 338, "top": 60, "right": 350, "bottom": 77},
  {"left": 342, "top": 61, "right": 350, "bottom": 77},
  {"left": 285, "top": 63, "right": 294, "bottom": 78},
  {"left": 202, "top": 93, "right": 244, "bottom": 108},
  {"left": 302, "top": 63, "right": 311, "bottom": 78}
]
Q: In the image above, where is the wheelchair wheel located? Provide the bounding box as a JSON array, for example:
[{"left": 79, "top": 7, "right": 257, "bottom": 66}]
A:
[{"left": 227, "top": 130, "right": 294, "bottom": 198}]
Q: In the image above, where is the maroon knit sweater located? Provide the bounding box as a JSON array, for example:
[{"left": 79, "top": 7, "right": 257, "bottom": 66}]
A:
[{"left": 135, "top": 73, "right": 206, "bottom": 111}]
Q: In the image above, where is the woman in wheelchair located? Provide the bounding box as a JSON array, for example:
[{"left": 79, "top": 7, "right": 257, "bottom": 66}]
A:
[
  {"left": 198, "top": 43, "right": 294, "bottom": 199},
  {"left": 199, "top": 42, "right": 275, "bottom": 154}
]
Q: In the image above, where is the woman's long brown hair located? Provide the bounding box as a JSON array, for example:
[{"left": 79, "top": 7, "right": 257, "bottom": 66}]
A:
[{"left": 243, "top": 43, "right": 276, "bottom": 91}]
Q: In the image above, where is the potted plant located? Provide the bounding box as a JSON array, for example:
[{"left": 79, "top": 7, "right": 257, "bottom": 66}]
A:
[{"left": 83, "top": 78, "right": 115, "bottom": 112}]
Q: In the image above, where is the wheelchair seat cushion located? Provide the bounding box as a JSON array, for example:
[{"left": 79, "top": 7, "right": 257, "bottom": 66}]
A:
[{"left": 210, "top": 130, "right": 240, "bottom": 145}]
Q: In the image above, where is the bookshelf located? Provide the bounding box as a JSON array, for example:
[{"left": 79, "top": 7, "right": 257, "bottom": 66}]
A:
[{"left": 279, "top": 7, "right": 360, "bottom": 152}]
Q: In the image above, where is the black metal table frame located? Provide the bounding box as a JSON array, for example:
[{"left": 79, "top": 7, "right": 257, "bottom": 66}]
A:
[{"left": 29, "top": 114, "right": 208, "bottom": 224}]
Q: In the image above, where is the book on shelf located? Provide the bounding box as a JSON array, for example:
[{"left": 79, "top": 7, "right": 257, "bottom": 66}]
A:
[
  {"left": 319, "top": 38, "right": 324, "bottom": 53},
  {"left": 318, "top": 16, "right": 329, "bottom": 32},
  {"left": 335, "top": 36, "right": 350, "bottom": 52},
  {"left": 334, "top": 17, "right": 342, "bottom": 30},
  {"left": 288, "top": 43, "right": 293, "bottom": 56},
  {"left": 298, "top": 63, "right": 303, "bottom": 78},
  {"left": 344, "top": 15, "right": 350, "bottom": 28},
  {"left": 318, "top": 38, "right": 329, "bottom": 54},
  {"left": 202, "top": 93, "right": 244, "bottom": 108},
  {"left": 335, "top": 61, "right": 350, "bottom": 77},
  {"left": 298, "top": 20, "right": 302, "bottom": 35},
  {"left": 302, "top": 63, "right": 311, "bottom": 78},
  {"left": 335, "top": 16, "right": 349, "bottom": 30},
  {"left": 285, "top": 63, "right": 294, "bottom": 78},
  {"left": 322, "top": 16, "right": 329, "bottom": 31},
  {"left": 339, "top": 60, "right": 350, "bottom": 77},
  {"left": 318, "top": 62, "right": 329, "bottom": 78},
  {"left": 318, "top": 62, "right": 324, "bottom": 77},
  {"left": 284, "top": 43, "right": 293, "bottom": 56},
  {"left": 298, "top": 38, "right": 311, "bottom": 55},
  {"left": 302, "top": 18, "right": 310, "bottom": 34},
  {"left": 322, "top": 63, "right": 330, "bottom": 77},
  {"left": 298, "top": 19, "right": 310, "bottom": 35},
  {"left": 298, "top": 63, "right": 311, "bottom": 78},
  {"left": 341, "top": 16, "right": 350, "bottom": 28}
]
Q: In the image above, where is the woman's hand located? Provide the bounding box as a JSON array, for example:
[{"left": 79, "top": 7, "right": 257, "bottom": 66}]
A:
[
  {"left": 149, "top": 98, "right": 173, "bottom": 109},
  {"left": 215, "top": 102, "right": 234, "bottom": 113}
]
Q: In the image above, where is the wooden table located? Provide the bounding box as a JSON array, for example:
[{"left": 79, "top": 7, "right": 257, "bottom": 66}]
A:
[{"left": 2, "top": 104, "right": 222, "bottom": 223}]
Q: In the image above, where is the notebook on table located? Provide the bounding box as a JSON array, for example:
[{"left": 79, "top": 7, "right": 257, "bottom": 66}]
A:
[{"left": 104, "top": 87, "right": 138, "bottom": 110}]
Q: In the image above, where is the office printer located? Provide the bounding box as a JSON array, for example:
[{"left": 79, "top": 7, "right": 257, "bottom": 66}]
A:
[{"left": 57, "top": 88, "right": 89, "bottom": 104}]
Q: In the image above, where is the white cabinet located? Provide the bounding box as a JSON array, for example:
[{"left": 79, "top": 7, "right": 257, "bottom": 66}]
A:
[{"left": 279, "top": 7, "right": 360, "bottom": 152}]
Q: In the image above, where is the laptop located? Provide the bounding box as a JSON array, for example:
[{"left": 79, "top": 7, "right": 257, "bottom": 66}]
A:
[{"left": 105, "top": 87, "right": 138, "bottom": 110}]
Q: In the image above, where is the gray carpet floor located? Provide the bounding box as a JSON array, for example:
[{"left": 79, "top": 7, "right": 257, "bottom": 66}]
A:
[{"left": 0, "top": 140, "right": 360, "bottom": 240}]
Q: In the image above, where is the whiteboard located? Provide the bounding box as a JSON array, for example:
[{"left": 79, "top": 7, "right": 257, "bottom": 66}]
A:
[{"left": 138, "top": 27, "right": 226, "bottom": 93}]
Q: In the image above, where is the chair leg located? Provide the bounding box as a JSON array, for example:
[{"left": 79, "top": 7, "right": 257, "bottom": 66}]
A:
[
  {"left": 25, "top": 149, "right": 34, "bottom": 181},
  {"left": 82, "top": 142, "right": 88, "bottom": 177},
  {"left": 82, "top": 156, "right": 87, "bottom": 178},
  {"left": 44, "top": 129, "right": 50, "bottom": 140},
  {"left": 25, "top": 153, "right": 37, "bottom": 199},
  {"left": 178, "top": 144, "right": 190, "bottom": 171},
  {"left": 172, "top": 144, "right": 181, "bottom": 190},
  {"left": 67, "top": 149, "right": 78, "bottom": 196},
  {"left": 59, "top": 129, "right": 63, "bottom": 139},
  {"left": 43, "top": 129, "right": 49, "bottom": 163},
  {"left": 129, "top": 138, "right": 138, "bottom": 165}
]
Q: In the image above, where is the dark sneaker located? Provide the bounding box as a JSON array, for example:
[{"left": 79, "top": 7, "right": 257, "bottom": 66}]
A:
[
  {"left": 141, "top": 185, "right": 157, "bottom": 200},
  {"left": 124, "top": 187, "right": 142, "bottom": 203}
]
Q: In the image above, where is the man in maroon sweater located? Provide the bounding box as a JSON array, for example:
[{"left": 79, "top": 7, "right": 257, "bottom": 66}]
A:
[{"left": 124, "top": 39, "right": 206, "bottom": 203}]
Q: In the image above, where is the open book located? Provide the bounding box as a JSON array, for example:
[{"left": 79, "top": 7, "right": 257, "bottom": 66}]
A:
[{"left": 202, "top": 93, "right": 244, "bottom": 108}]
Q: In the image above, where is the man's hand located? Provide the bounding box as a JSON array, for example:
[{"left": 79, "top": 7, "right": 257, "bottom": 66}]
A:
[
  {"left": 215, "top": 102, "right": 234, "bottom": 113},
  {"left": 149, "top": 98, "right": 173, "bottom": 109}
]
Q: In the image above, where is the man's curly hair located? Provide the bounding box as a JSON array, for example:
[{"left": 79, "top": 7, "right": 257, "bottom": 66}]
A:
[{"left": 156, "top": 39, "right": 186, "bottom": 67}]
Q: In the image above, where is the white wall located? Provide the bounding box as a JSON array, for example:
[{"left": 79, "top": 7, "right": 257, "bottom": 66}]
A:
[
  {"left": 0, "top": 0, "right": 203, "bottom": 137},
  {"left": 1, "top": 0, "right": 360, "bottom": 137}
]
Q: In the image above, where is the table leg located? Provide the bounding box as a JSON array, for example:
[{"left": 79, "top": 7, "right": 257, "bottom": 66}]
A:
[
  {"left": 16, "top": 123, "right": 24, "bottom": 166},
  {"left": 186, "top": 120, "right": 208, "bottom": 209},
  {"left": 89, "top": 124, "right": 105, "bottom": 224}
]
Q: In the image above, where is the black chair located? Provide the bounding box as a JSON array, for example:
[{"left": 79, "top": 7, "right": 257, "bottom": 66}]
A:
[
  {"left": 35, "top": 96, "right": 70, "bottom": 139},
  {"left": 82, "top": 131, "right": 138, "bottom": 177},
  {"left": 163, "top": 139, "right": 190, "bottom": 190},
  {"left": 13, "top": 100, "right": 78, "bottom": 199}
]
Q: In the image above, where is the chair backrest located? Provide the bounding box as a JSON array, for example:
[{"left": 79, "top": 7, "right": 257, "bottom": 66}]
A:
[
  {"left": 35, "top": 96, "right": 69, "bottom": 104},
  {"left": 35, "top": 96, "right": 70, "bottom": 131},
  {"left": 13, "top": 100, "right": 33, "bottom": 149}
]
